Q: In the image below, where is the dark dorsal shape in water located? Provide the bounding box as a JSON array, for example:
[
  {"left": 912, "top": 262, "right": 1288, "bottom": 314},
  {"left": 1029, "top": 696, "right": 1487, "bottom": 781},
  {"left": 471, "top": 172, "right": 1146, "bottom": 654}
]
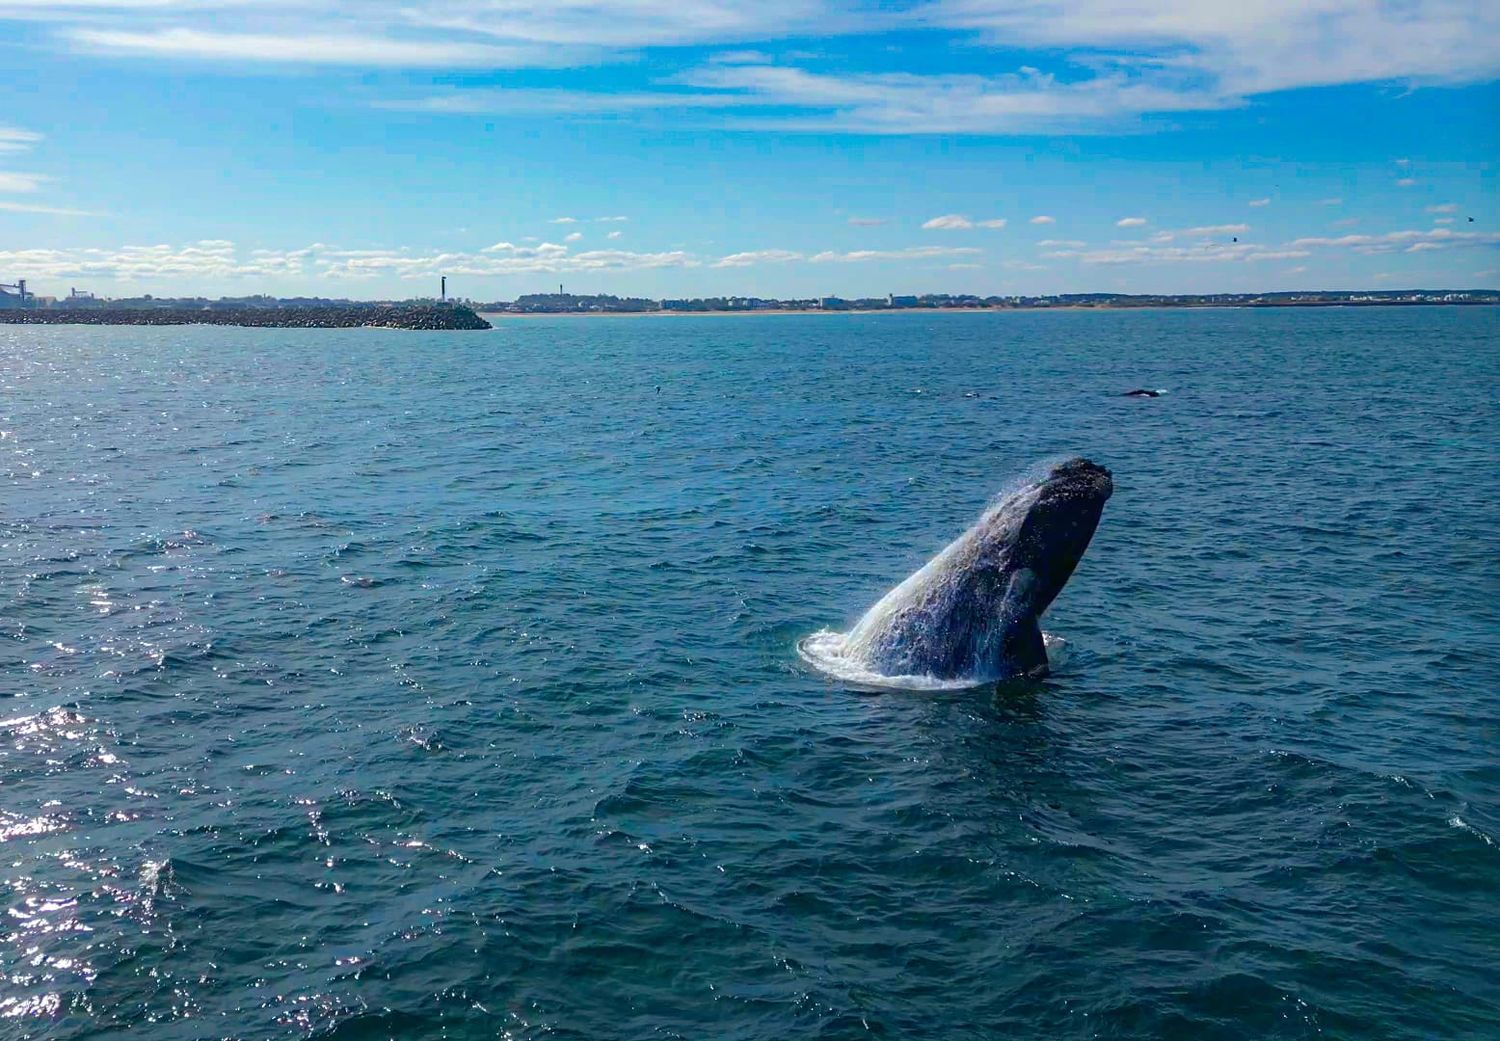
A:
[
  {"left": 1121, "top": 388, "right": 1162, "bottom": 397},
  {"left": 842, "top": 458, "right": 1113, "bottom": 682}
]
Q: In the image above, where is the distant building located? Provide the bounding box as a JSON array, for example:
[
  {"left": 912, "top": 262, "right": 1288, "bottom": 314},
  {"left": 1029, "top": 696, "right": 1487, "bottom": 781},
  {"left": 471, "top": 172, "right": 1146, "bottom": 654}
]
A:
[{"left": 0, "top": 279, "right": 31, "bottom": 309}]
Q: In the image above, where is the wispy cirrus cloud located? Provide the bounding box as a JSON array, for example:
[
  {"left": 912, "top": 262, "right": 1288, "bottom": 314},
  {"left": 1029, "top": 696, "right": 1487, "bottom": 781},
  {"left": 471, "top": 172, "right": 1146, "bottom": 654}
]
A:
[
  {"left": 0, "top": 200, "right": 103, "bottom": 217},
  {"left": 70, "top": 28, "right": 552, "bottom": 68},
  {"left": 0, "top": 172, "right": 46, "bottom": 193},
  {"left": 0, "top": 127, "right": 41, "bottom": 155},
  {"left": 4, "top": 0, "right": 1493, "bottom": 136}
]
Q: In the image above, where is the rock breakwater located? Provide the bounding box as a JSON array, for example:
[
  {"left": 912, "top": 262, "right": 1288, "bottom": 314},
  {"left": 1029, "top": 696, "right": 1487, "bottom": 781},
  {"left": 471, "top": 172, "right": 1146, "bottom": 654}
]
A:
[{"left": 0, "top": 304, "right": 492, "bottom": 331}]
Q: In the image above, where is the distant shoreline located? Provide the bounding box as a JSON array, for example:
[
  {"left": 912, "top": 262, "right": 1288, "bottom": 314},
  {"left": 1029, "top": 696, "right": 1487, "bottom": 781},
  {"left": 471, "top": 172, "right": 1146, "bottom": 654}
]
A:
[{"left": 482, "top": 299, "right": 1498, "bottom": 319}]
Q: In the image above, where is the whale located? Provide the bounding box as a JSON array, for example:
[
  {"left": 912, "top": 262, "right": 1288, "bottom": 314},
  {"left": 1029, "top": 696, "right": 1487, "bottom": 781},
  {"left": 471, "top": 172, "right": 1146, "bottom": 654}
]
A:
[{"left": 810, "top": 458, "right": 1113, "bottom": 684}]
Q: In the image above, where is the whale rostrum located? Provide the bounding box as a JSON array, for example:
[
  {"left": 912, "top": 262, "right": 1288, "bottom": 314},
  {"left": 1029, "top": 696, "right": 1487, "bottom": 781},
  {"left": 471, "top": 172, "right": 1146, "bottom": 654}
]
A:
[{"left": 840, "top": 459, "right": 1113, "bottom": 682}]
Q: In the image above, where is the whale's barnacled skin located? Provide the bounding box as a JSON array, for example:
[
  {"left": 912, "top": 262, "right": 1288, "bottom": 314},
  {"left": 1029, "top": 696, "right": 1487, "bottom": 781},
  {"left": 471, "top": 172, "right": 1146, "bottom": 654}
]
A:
[{"left": 842, "top": 459, "right": 1113, "bottom": 681}]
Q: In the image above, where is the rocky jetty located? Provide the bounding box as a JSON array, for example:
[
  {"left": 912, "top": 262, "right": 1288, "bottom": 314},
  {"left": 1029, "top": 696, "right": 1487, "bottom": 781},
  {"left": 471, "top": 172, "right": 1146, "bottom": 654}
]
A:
[{"left": 0, "top": 304, "right": 492, "bottom": 331}]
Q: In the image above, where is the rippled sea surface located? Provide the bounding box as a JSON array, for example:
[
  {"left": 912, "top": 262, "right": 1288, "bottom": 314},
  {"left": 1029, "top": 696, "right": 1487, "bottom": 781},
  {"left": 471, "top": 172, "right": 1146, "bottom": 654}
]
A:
[{"left": 3, "top": 308, "right": 1498, "bottom": 1040}]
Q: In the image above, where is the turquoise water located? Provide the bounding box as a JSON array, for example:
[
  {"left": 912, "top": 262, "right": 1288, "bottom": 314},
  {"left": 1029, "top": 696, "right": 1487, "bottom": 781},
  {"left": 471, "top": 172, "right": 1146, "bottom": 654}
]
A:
[{"left": 2, "top": 308, "right": 1497, "bottom": 1039}]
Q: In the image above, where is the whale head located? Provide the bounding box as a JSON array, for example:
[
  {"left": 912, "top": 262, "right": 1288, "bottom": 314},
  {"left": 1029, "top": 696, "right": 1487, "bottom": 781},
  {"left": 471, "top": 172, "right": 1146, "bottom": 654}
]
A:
[{"left": 1002, "top": 457, "right": 1113, "bottom": 618}]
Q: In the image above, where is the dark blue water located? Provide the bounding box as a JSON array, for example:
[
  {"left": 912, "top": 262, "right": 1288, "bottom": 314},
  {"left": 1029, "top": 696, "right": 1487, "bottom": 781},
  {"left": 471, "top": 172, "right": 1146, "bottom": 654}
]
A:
[{"left": 3, "top": 308, "right": 1497, "bottom": 1040}]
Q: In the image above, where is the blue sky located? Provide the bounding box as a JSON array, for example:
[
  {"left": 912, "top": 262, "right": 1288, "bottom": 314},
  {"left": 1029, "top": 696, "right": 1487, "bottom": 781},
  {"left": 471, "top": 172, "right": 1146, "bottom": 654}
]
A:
[{"left": 1, "top": 1, "right": 1497, "bottom": 300}]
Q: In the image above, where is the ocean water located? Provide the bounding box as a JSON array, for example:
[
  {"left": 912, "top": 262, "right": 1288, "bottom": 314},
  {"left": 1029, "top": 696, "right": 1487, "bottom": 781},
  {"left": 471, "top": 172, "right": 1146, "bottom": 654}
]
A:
[{"left": 2, "top": 307, "right": 1497, "bottom": 1040}]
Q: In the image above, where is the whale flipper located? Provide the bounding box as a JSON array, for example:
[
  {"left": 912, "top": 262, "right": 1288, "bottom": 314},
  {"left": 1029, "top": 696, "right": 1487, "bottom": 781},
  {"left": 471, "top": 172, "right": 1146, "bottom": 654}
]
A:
[
  {"left": 998, "top": 569, "right": 1048, "bottom": 677},
  {"left": 1002, "top": 615, "right": 1048, "bottom": 677}
]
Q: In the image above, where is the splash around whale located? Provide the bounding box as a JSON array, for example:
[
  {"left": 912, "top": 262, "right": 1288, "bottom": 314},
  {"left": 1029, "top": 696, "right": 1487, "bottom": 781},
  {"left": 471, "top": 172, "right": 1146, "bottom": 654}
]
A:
[{"left": 799, "top": 458, "right": 1113, "bottom": 690}]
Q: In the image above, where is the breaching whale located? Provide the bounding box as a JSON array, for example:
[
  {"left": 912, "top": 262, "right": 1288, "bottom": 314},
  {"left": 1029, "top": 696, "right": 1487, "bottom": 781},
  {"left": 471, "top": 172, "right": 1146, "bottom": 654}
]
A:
[{"left": 803, "top": 458, "right": 1113, "bottom": 685}]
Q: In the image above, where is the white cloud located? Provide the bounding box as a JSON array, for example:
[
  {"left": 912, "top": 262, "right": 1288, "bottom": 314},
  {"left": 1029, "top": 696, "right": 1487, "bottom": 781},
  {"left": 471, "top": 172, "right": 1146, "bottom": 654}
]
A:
[
  {"left": 0, "top": 172, "right": 46, "bottom": 193},
  {"left": 712, "top": 244, "right": 983, "bottom": 267},
  {"left": 0, "top": 238, "right": 702, "bottom": 285},
  {"left": 1248, "top": 197, "right": 1271, "bottom": 208},
  {"left": 564, "top": 231, "right": 582, "bottom": 242},
  {"left": 1182, "top": 223, "right": 1250, "bottom": 236},
  {"left": 922, "top": 214, "right": 1006, "bottom": 230},
  {"left": 932, "top": 0, "right": 1500, "bottom": 97},
  {"left": 70, "top": 28, "right": 549, "bottom": 68},
  {"left": 672, "top": 61, "right": 1237, "bottom": 134},
  {"left": 1036, "top": 223, "right": 1500, "bottom": 266},
  {"left": 1037, "top": 238, "right": 1085, "bottom": 248},
  {"left": 923, "top": 214, "right": 973, "bottom": 230},
  {"left": 596, "top": 216, "right": 628, "bottom": 222},
  {"left": 1116, "top": 216, "right": 1147, "bottom": 227},
  {"left": 607, "top": 230, "right": 623, "bottom": 239},
  {"left": 1030, "top": 215, "right": 1055, "bottom": 224},
  {"left": 1433, "top": 217, "right": 1454, "bottom": 225},
  {"left": 714, "top": 249, "right": 804, "bottom": 267},
  {"left": 0, "top": 200, "right": 102, "bottom": 216},
  {"left": 847, "top": 216, "right": 888, "bottom": 226},
  {"left": 1427, "top": 203, "right": 1459, "bottom": 214},
  {"left": 1043, "top": 241, "right": 1310, "bottom": 264},
  {"left": 549, "top": 217, "right": 580, "bottom": 224},
  {"left": 1318, "top": 197, "right": 1343, "bottom": 206},
  {"left": 1288, "top": 227, "right": 1500, "bottom": 254},
  {"left": 1396, "top": 178, "right": 1417, "bottom": 187},
  {"left": 809, "top": 246, "right": 982, "bottom": 263},
  {"left": 0, "top": 127, "right": 42, "bottom": 155},
  {"left": 385, "top": 88, "right": 769, "bottom": 115},
  {"left": 317, "top": 240, "right": 986, "bottom": 278}
]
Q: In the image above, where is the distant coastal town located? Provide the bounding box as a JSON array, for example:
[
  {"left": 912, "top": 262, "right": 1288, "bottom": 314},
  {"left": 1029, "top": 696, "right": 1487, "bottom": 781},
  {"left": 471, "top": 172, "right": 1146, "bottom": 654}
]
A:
[
  {"left": 1, "top": 282, "right": 1496, "bottom": 322},
  {"left": 474, "top": 289, "right": 1500, "bottom": 313}
]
